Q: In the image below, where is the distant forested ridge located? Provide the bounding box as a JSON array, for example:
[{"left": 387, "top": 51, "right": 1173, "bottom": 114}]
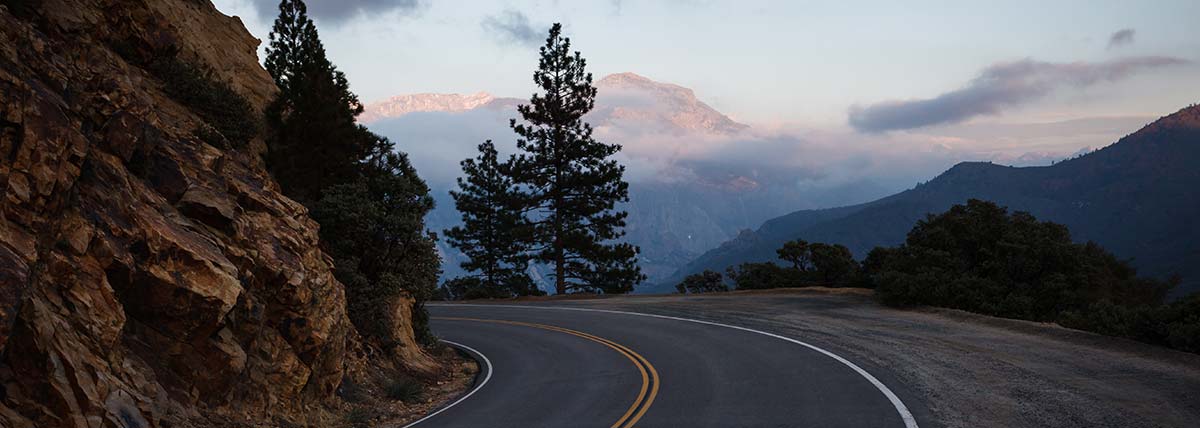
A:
[{"left": 665, "top": 104, "right": 1200, "bottom": 296}]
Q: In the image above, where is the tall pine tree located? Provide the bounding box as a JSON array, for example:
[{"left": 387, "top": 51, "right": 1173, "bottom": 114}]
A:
[
  {"left": 263, "top": 0, "right": 441, "bottom": 345},
  {"left": 264, "top": 0, "right": 375, "bottom": 205},
  {"left": 510, "top": 23, "right": 644, "bottom": 294},
  {"left": 444, "top": 141, "right": 537, "bottom": 297}
]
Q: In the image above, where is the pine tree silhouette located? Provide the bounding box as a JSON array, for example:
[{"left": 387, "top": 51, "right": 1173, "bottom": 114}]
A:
[
  {"left": 445, "top": 141, "right": 537, "bottom": 296},
  {"left": 509, "top": 23, "right": 644, "bottom": 294},
  {"left": 264, "top": 0, "right": 374, "bottom": 205}
]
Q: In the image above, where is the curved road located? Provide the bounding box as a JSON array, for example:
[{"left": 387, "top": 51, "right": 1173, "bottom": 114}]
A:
[{"left": 413, "top": 304, "right": 918, "bottom": 428}]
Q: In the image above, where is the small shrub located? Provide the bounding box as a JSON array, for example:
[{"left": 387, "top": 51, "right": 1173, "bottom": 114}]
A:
[
  {"left": 725, "top": 262, "right": 795, "bottom": 290},
  {"left": 148, "top": 56, "right": 259, "bottom": 147},
  {"left": 336, "top": 375, "right": 367, "bottom": 404},
  {"left": 345, "top": 408, "right": 377, "bottom": 428},
  {"left": 385, "top": 377, "right": 424, "bottom": 403},
  {"left": 675, "top": 270, "right": 728, "bottom": 294}
]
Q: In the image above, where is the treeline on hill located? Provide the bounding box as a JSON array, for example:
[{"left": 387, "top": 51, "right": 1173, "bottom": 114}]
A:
[
  {"left": 439, "top": 24, "right": 643, "bottom": 299},
  {"left": 262, "top": 0, "right": 439, "bottom": 346},
  {"left": 683, "top": 199, "right": 1198, "bottom": 354}
]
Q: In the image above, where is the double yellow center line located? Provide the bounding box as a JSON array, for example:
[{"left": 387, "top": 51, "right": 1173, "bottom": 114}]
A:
[{"left": 434, "top": 317, "right": 659, "bottom": 428}]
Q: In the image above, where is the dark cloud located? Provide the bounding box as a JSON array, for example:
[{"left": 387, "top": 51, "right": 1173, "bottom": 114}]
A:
[
  {"left": 848, "top": 56, "right": 1189, "bottom": 133},
  {"left": 253, "top": 0, "right": 423, "bottom": 25},
  {"left": 481, "top": 10, "right": 544, "bottom": 47},
  {"left": 1107, "top": 28, "right": 1136, "bottom": 49}
]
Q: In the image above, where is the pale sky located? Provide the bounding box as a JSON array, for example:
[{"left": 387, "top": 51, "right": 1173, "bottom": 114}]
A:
[{"left": 213, "top": 0, "right": 1200, "bottom": 128}]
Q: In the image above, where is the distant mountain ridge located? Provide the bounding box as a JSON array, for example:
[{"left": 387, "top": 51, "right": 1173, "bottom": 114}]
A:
[
  {"left": 358, "top": 92, "right": 515, "bottom": 122},
  {"left": 360, "top": 72, "right": 748, "bottom": 135},
  {"left": 662, "top": 104, "right": 1200, "bottom": 296}
]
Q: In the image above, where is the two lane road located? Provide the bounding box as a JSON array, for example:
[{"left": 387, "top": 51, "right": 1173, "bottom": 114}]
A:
[{"left": 413, "top": 304, "right": 919, "bottom": 428}]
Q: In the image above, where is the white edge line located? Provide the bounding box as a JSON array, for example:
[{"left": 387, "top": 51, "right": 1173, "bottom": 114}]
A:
[
  {"left": 429, "top": 303, "right": 919, "bottom": 428},
  {"left": 401, "top": 339, "right": 493, "bottom": 428}
]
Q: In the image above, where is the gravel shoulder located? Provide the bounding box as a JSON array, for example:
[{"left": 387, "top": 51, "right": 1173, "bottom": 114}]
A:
[{"left": 507, "top": 288, "right": 1200, "bottom": 428}]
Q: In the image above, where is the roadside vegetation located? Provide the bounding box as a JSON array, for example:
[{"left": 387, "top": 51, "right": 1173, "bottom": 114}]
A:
[
  {"left": 864, "top": 199, "right": 1196, "bottom": 354},
  {"left": 676, "top": 270, "right": 728, "bottom": 294},
  {"left": 262, "top": 0, "right": 440, "bottom": 347},
  {"left": 683, "top": 198, "right": 1197, "bottom": 354}
]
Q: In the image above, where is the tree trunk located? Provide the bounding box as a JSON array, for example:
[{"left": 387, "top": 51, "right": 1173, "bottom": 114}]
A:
[{"left": 554, "top": 211, "right": 565, "bottom": 295}]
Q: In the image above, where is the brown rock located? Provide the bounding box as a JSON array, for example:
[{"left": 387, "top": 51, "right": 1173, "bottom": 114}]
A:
[{"left": 0, "top": 1, "right": 433, "bottom": 427}]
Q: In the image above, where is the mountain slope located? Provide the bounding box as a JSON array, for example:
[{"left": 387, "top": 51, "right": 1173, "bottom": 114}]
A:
[{"left": 665, "top": 105, "right": 1200, "bottom": 295}]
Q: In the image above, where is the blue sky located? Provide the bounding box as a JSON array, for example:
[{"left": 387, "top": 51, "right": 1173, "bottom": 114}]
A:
[{"left": 213, "top": 0, "right": 1199, "bottom": 128}]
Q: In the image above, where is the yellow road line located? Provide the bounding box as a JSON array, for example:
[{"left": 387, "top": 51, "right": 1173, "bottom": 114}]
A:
[{"left": 434, "top": 317, "right": 659, "bottom": 428}]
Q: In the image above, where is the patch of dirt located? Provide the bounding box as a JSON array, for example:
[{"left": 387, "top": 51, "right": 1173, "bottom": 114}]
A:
[
  {"left": 532, "top": 289, "right": 1200, "bottom": 428},
  {"left": 330, "top": 344, "right": 479, "bottom": 428}
]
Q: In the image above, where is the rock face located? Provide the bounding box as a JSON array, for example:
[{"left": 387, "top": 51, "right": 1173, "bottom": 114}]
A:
[{"left": 0, "top": 1, "right": 412, "bottom": 426}]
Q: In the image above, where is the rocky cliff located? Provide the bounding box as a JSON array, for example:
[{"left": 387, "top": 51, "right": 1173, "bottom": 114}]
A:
[{"left": 0, "top": 1, "right": 429, "bottom": 426}]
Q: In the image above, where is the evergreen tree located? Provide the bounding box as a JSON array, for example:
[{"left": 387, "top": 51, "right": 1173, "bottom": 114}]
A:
[
  {"left": 263, "top": 0, "right": 375, "bottom": 205},
  {"left": 445, "top": 141, "right": 538, "bottom": 296},
  {"left": 509, "top": 23, "right": 644, "bottom": 294},
  {"left": 263, "top": 0, "right": 441, "bottom": 345},
  {"left": 312, "top": 138, "right": 441, "bottom": 346}
]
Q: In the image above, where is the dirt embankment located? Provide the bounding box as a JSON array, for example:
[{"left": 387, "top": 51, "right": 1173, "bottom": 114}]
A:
[{"left": 538, "top": 289, "right": 1200, "bottom": 428}]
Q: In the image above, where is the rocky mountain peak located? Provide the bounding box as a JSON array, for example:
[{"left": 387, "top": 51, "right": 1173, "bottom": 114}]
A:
[
  {"left": 359, "top": 72, "right": 749, "bottom": 135},
  {"left": 359, "top": 91, "right": 497, "bottom": 123},
  {"left": 593, "top": 72, "right": 748, "bottom": 135}
]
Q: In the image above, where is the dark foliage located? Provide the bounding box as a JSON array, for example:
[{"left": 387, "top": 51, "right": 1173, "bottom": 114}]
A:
[
  {"left": 508, "top": 23, "right": 643, "bottom": 294},
  {"left": 444, "top": 141, "right": 538, "bottom": 297},
  {"left": 266, "top": 0, "right": 440, "bottom": 346},
  {"left": 312, "top": 146, "right": 440, "bottom": 346},
  {"left": 725, "top": 262, "right": 795, "bottom": 290},
  {"left": 869, "top": 199, "right": 1172, "bottom": 319},
  {"left": 438, "top": 276, "right": 542, "bottom": 300},
  {"left": 146, "top": 56, "right": 259, "bottom": 148},
  {"left": 264, "top": 0, "right": 374, "bottom": 205},
  {"left": 1059, "top": 292, "right": 1200, "bottom": 354},
  {"left": 109, "top": 35, "right": 259, "bottom": 148},
  {"left": 726, "top": 239, "right": 861, "bottom": 290},
  {"left": 675, "top": 270, "right": 728, "bottom": 294},
  {"left": 865, "top": 199, "right": 1198, "bottom": 354},
  {"left": 385, "top": 377, "right": 425, "bottom": 403}
]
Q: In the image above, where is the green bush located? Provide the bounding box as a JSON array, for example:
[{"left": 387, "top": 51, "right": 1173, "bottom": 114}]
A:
[
  {"left": 313, "top": 150, "right": 440, "bottom": 347},
  {"left": 147, "top": 56, "right": 259, "bottom": 148},
  {"left": 675, "top": 270, "right": 728, "bottom": 294},
  {"left": 866, "top": 199, "right": 1196, "bottom": 354},
  {"left": 870, "top": 199, "right": 1173, "bottom": 321},
  {"left": 725, "top": 262, "right": 796, "bottom": 290},
  {"left": 345, "top": 407, "right": 378, "bottom": 428},
  {"left": 385, "top": 377, "right": 424, "bottom": 403}
]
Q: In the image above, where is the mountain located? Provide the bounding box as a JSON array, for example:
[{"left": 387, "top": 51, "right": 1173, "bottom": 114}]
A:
[
  {"left": 593, "top": 72, "right": 749, "bottom": 134},
  {"left": 664, "top": 105, "right": 1200, "bottom": 296},
  {"left": 360, "top": 72, "right": 748, "bottom": 135},
  {"left": 359, "top": 92, "right": 495, "bottom": 122}
]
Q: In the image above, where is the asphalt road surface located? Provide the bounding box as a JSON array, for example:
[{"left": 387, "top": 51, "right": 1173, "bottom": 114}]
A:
[{"left": 411, "top": 304, "right": 919, "bottom": 428}]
